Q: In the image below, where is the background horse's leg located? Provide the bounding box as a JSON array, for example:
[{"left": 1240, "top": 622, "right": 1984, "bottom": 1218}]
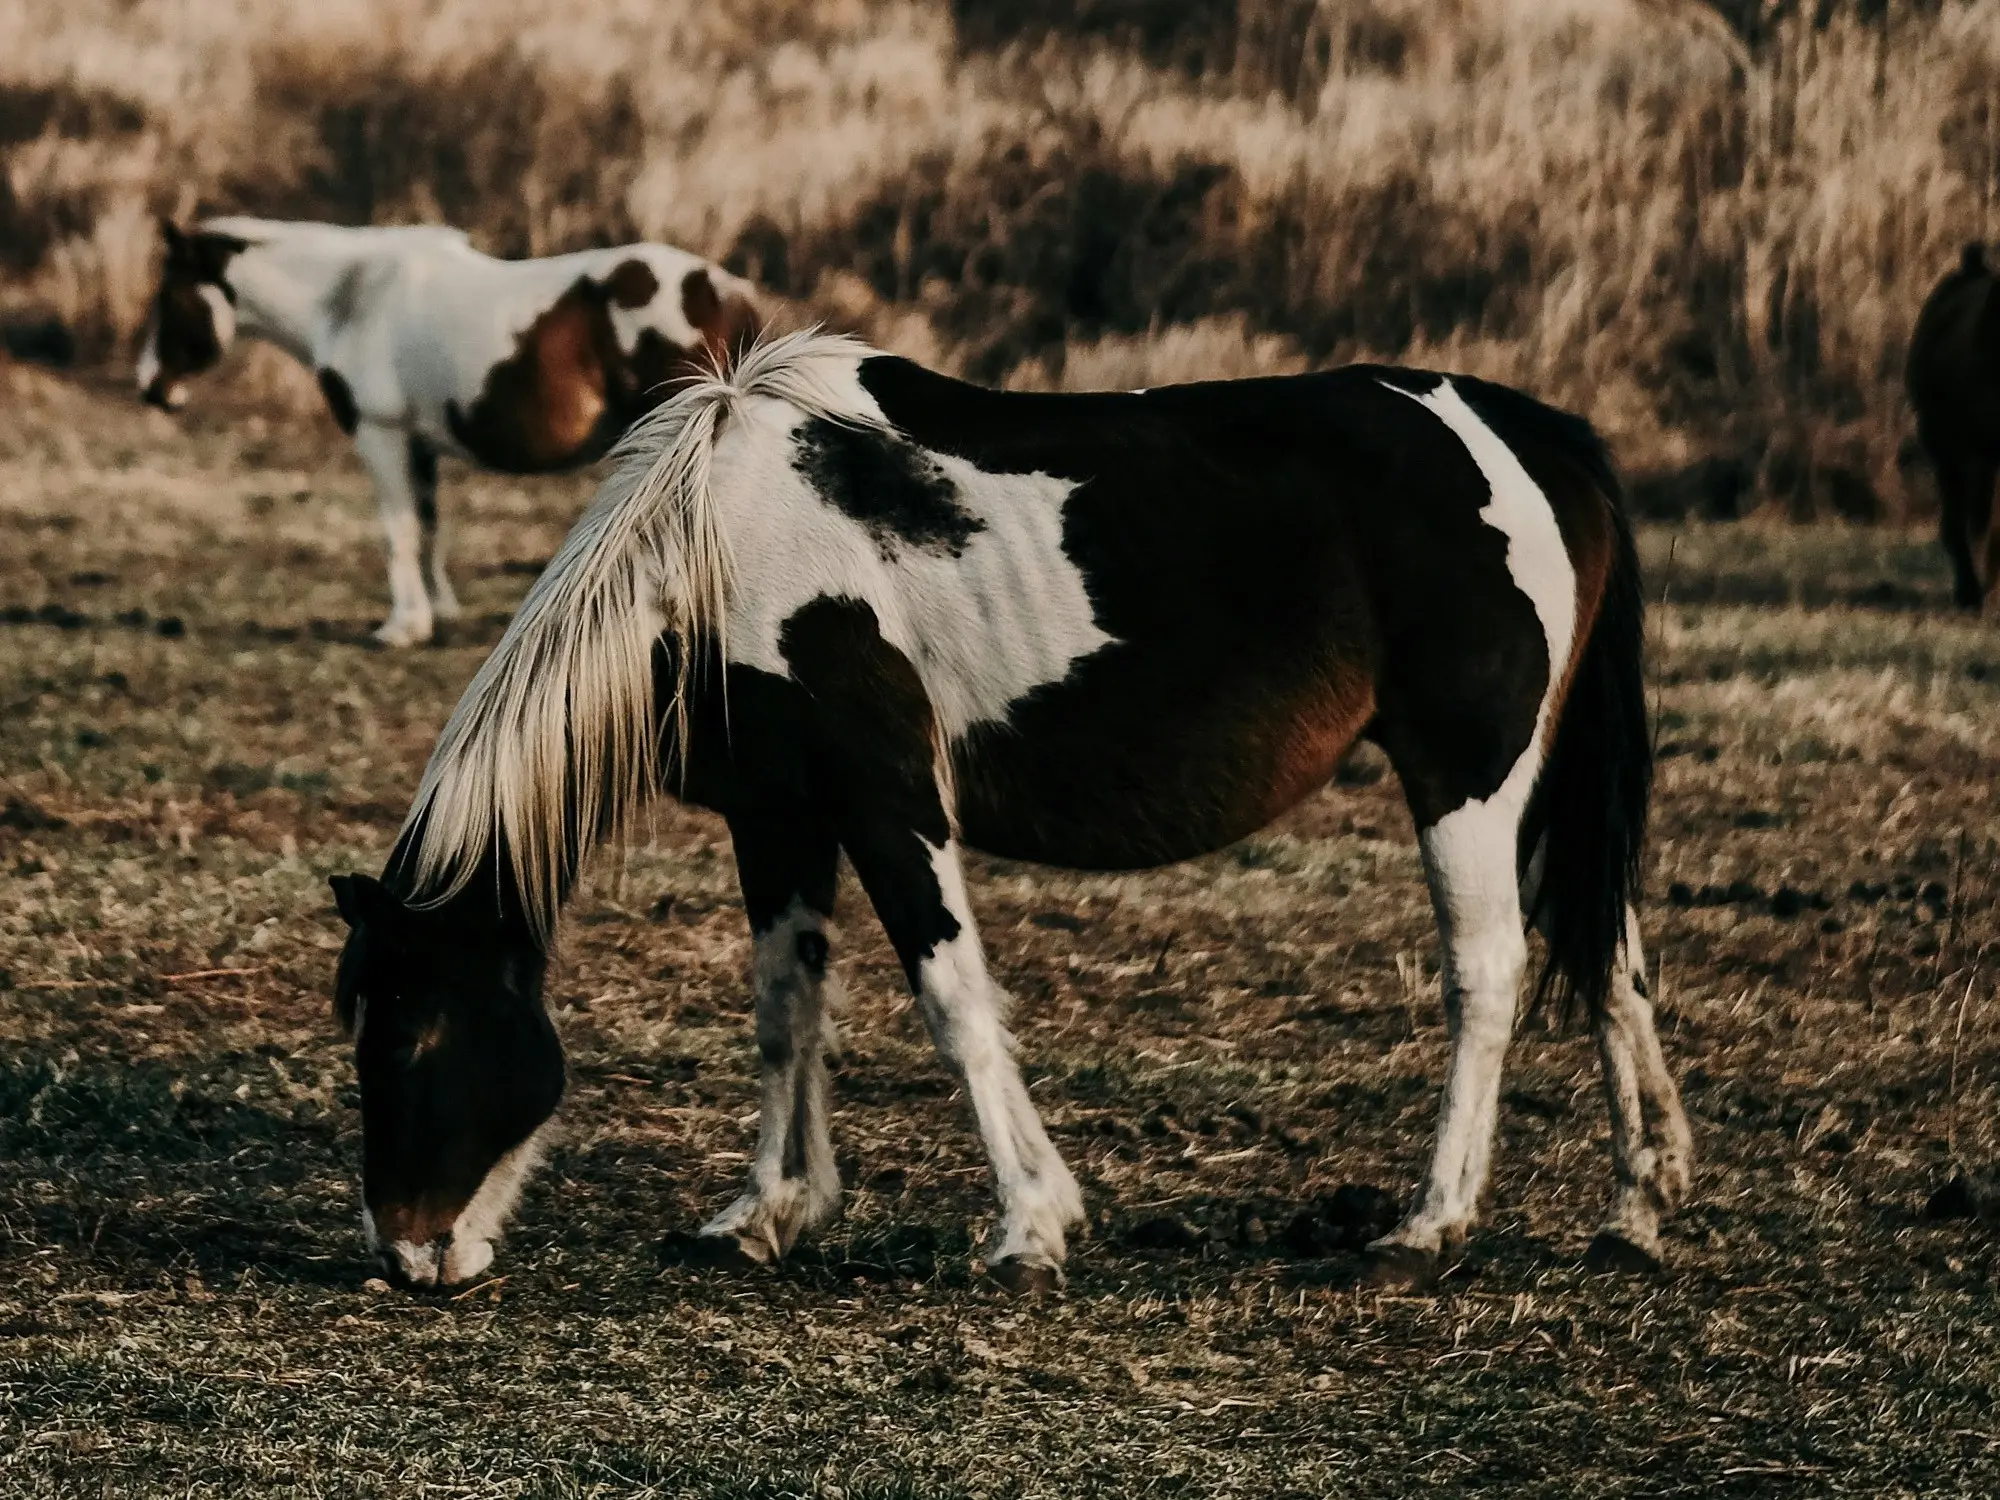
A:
[
  {"left": 696, "top": 810, "right": 843, "bottom": 1264},
  {"left": 407, "top": 435, "right": 460, "bottom": 622},
  {"left": 1367, "top": 790, "right": 1531, "bottom": 1284},
  {"left": 1587, "top": 904, "right": 1694, "bottom": 1270},
  {"left": 353, "top": 423, "right": 434, "bottom": 647},
  {"left": 844, "top": 830, "right": 1084, "bottom": 1291}
]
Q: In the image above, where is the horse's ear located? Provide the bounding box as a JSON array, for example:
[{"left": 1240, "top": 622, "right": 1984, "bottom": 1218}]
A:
[{"left": 330, "top": 873, "right": 402, "bottom": 930}]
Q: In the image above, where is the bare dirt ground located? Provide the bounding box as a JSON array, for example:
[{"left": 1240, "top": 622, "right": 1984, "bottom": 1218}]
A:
[{"left": 2, "top": 361, "right": 1998, "bottom": 1497}]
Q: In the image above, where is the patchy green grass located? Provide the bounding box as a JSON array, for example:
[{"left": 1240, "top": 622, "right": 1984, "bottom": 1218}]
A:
[{"left": 2, "top": 365, "right": 1999, "bottom": 1497}]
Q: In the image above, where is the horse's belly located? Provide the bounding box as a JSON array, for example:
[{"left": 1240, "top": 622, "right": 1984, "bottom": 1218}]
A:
[{"left": 952, "top": 661, "right": 1376, "bottom": 870}]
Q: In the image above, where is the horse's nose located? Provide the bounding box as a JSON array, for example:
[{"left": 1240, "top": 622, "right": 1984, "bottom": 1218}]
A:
[{"left": 379, "top": 1236, "right": 447, "bottom": 1289}]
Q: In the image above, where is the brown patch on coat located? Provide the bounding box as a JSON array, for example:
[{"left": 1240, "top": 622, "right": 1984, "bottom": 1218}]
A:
[
  {"left": 370, "top": 1197, "right": 459, "bottom": 1250},
  {"left": 1252, "top": 672, "right": 1379, "bottom": 828},
  {"left": 681, "top": 267, "right": 763, "bottom": 369},
  {"left": 604, "top": 258, "right": 659, "bottom": 309},
  {"left": 447, "top": 263, "right": 752, "bottom": 473},
  {"left": 446, "top": 278, "right": 616, "bottom": 472},
  {"left": 317, "top": 368, "right": 359, "bottom": 434}
]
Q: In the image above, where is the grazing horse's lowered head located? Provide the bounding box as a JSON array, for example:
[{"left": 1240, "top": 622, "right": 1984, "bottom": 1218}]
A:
[
  {"left": 330, "top": 870, "right": 561, "bottom": 1287},
  {"left": 137, "top": 220, "right": 245, "bottom": 410}
]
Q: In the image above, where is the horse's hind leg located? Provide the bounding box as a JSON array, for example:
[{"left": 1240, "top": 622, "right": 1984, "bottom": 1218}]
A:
[
  {"left": 408, "top": 435, "right": 461, "bottom": 621},
  {"left": 1366, "top": 789, "right": 1532, "bottom": 1285},
  {"left": 695, "top": 810, "right": 844, "bottom": 1263},
  {"left": 1587, "top": 905, "right": 1693, "bottom": 1272},
  {"left": 353, "top": 423, "right": 434, "bottom": 646}
]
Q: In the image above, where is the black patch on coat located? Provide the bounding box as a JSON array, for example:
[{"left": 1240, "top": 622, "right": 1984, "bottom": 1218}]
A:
[
  {"left": 317, "top": 368, "right": 359, "bottom": 433},
  {"left": 775, "top": 596, "right": 962, "bottom": 985},
  {"left": 408, "top": 435, "right": 439, "bottom": 530},
  {"left": 792, "top": 418, "right": 984, "bottom": 559}
]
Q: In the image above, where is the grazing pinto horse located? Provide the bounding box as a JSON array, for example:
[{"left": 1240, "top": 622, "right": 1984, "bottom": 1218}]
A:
[
  {"left": 137, "top": 217, "right": 761, "bottom": 645},
  {"left": 329, "top": 331, "right": 1692, "bottom": 1291},
  {"left": 1909, "top": 244, "right": 2000, "bottom": 610}
]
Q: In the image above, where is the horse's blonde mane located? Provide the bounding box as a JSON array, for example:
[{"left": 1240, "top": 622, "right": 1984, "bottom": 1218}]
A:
[{"left": 398, "top": 327, "right": 888, "bottom": 939}]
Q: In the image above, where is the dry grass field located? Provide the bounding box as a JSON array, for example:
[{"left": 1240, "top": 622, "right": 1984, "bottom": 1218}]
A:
[
  {"left": 3, "top": 350, "right": 2000, "bottom": 1492},
  {"left": 6, "top": 1, "right": 2000, "bottom": 1495}
]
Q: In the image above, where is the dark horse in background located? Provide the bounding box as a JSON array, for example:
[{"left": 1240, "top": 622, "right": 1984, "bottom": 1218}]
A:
[
  {"left": 1909, "top": 244, "right": 2000, "bottom": 610},
  {"left": 328, "top": 330, "right": 1690, "bottom": 1293}
]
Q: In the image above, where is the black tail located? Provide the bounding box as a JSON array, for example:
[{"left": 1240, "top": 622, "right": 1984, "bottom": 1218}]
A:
[
  {"left": 1525, "top": 458, "right": 1652, "bottom": 1021},
  {"left": 1962, "top": 243, "right": 1988, "bottom": 278}
]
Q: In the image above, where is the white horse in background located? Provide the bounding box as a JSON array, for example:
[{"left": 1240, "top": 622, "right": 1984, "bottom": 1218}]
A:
[{"left": 137, "top": 218, "right": 762, "bottom": 645}]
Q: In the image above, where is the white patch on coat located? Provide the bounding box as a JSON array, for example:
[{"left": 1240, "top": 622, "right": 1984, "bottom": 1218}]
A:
[
  {"left": 1370, "top": 376, "right": 1578, "bottom": 1254},
  {"left": 134, "top": 324, "right": 160, "bottom": 391},
  {"left": 196, "top": 283, "right": 237, "bottom": 353},
  {"left": 712, "top": 395, "right": 1116, "bottom": 740}
]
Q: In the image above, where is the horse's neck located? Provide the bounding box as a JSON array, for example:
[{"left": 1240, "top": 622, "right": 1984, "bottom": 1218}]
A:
[{"left": 226, "top": 237, "right": 378, "bottom": 363}]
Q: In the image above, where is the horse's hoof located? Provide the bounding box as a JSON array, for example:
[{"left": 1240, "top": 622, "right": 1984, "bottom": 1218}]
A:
[
  {"left": 1361, "top": 1241, "right": 1443, "bottom": 1290},
  {"left": 985, "top": 1255, "right": 1063, "bottom": 1295},
  {"left": 659, "top": 1229, "right": 768, "bottom": 1271},
  {"left": 371, "top": 621, "right": 432, "bottom": 649},
  {"left": 1585, "top": 1229, "right": 1664, "bottom": 1276}
]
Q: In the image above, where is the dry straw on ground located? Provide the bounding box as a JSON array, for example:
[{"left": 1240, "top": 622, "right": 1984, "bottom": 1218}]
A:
[
  {"left": 2, "top": 341, "right": 1999, "bottom": 1497},
  {"left": 5, "top": 0, "right": 2000, "bottom": 514}
]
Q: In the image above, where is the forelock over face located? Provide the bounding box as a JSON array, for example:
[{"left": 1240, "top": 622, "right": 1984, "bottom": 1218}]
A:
[
  {"left": 329, "top": 874, "right": 564, "bottom": 1287},
  {"left": 138, "top": 224, "right": 246, "bottom": 409}
]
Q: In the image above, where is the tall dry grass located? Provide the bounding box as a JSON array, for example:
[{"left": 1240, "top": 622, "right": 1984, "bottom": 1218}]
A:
[{"left": 3, "top": 0, "right": 1997, "bottom": 515}]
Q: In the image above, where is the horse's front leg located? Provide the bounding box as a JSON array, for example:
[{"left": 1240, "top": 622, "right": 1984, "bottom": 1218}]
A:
[
  {"left": 406, "top": 434, "right": 461, "bottom": 622},
  {"left": 696, "top": 811, "right": 844, "bottom": 1263},
  {"left": 353, "top": 423, "right": 434, "bottom": 647},
  {"left": 845, "top": 828, "right": 1085, "bottom": 1291}
]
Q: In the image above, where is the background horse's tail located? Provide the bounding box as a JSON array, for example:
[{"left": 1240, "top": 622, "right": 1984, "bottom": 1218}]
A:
[
  {"left": 397, "top": 327, "right": 883, "bottom": 938},
  {"left": 1527, "top": 441, "right": 1652, "bottom": 1020}
]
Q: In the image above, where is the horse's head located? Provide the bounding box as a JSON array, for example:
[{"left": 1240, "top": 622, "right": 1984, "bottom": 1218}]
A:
[
  {"left": 137, "top": 221, "right": 247, "bottom": 410},
  {"left": 329, "top": 872, "right": 563, "bottom": 1288}
]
